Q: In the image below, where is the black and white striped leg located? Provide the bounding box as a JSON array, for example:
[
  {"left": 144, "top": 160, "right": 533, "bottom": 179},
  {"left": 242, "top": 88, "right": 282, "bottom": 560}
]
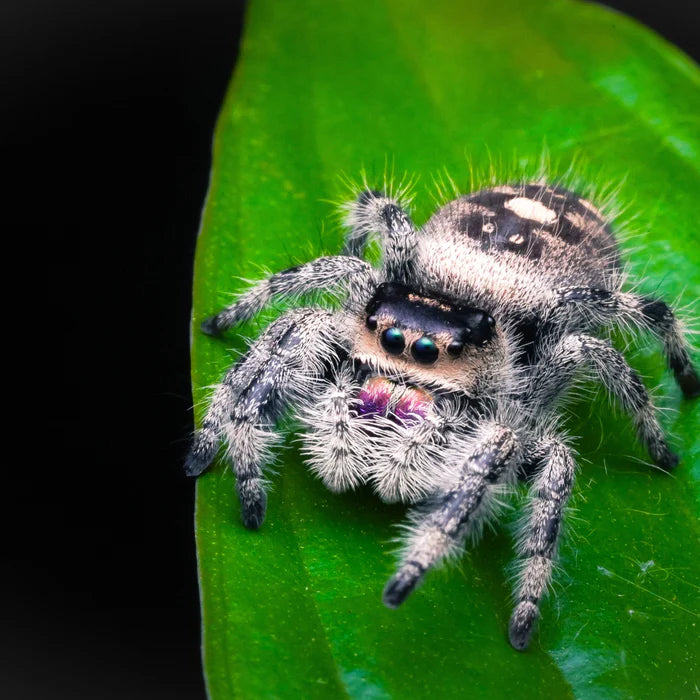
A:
[
  {"left": 186, "top": 308, "right": 341, "bottom": 528},
  {"left": 342, "top": 190, "right": 418, "bottom": 284},
  {"left": 200, "top": 255, "right": 375, "bottom": 337},
  {"left": 509, "top": 437, "right": 576, "bottom": 651},
  {"left": 528, "top": 333, "right": 678, "bottom": 470},
  {"left": 557, "top": 287, "right": 700, "bottom": 398},
  {"left": 383, "top": 423, "right": 520, "bottom": 607}
]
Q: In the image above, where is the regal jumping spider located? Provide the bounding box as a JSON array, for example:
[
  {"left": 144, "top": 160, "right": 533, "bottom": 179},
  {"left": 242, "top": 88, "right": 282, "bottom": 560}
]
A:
[{"left": 186, "top": 182, "right": 699, "bottom": 650}]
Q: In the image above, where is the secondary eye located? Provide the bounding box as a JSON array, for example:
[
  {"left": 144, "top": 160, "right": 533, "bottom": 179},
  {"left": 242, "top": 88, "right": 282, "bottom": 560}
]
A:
[
  {"left": 366, "top": 315, "right": 378, "bottom": 330},
  {"left": 381, "top": 327, "right": 405, "bottom": 355},
  {"left": 446, "top": 340, "right": 464, "bottom": 357},
  {"left": 411, "top": 336, "right": 439, "bottom": 364}
]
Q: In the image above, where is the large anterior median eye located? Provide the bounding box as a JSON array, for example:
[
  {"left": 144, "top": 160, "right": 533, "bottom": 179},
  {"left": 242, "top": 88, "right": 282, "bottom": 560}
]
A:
[
  {"left": 381, "top": 327, "right": 405, "bottom": 354},
  {"left": 411, "top": 336, "right": 439, "bottom": 364}
]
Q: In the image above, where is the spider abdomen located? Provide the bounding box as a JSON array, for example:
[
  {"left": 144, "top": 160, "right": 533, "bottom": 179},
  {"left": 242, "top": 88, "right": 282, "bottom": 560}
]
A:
[{"left": 418, "top": 183, "right": 622, "bottom": 321}]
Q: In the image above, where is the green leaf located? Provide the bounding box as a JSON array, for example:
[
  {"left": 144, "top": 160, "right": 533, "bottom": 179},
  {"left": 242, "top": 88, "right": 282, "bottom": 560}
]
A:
[{"left": 191, "top": 0, "right": 700, "bottom": 697}]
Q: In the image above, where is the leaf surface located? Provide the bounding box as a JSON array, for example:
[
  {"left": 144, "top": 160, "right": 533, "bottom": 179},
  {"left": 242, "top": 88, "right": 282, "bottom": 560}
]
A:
[{"left": 191, "top": 1, "right": 700, "bottom": 697}]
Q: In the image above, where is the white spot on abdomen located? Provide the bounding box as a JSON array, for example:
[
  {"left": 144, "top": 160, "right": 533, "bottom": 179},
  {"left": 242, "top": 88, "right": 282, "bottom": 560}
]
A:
[
  {"left": 578, "top": 198, "right": 604, "bottom": 218},
  {"left": 565, "top": 210, "right": 593, "bottom": 231},
  {"left": 505, "top": 197, "right": 558, "bottom": 225},
  {"left": 491, "top": 185, "right": 518, "bottom": 195}
]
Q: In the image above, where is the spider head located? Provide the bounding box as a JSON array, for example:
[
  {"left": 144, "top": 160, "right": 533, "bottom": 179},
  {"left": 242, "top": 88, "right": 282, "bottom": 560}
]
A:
[{"left": 351, "top": 283, "right": 503, "bottom": 393}]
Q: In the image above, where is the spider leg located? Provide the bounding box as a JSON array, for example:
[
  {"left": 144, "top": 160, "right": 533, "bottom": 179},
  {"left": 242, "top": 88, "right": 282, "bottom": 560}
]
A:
[
  {"left": 342, "top": 190, "right": 417, "bottom": 284},
  {"left": 303, "top": 372, "right": 465, "bottom": 502},
  {"left": 509, "top": 435, "right": 576, "bottom": 651},
  {"left": 368, "top": 414, "right": 452, "bottom": 503},
  {"left": 383, "top": 422, "right": 521, "bottom": 608},
  {"left": 186, "top": 308, "right": 341, "bottom": 528},
  {"left": 201, "top": 255, "right": 375, "bottom": 337},
  {"left": 557, "top": 287, "right": 699, "bottom": 398},
  {"left": 366, "top": 397, "right": 467, "bottom": 504},
  {"left": 299, "top": 362, "right": 366, "bottom": 493},
  {"left": 527, "top": 333, "right": 678, "bottom": 470}
]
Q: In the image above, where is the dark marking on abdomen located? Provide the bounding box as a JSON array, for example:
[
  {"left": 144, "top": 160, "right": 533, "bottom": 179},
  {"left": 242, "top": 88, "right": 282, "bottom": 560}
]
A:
[
  {"left": 457, "top": 209, "right": 544, "bottom": 260},
  {"left": 462, "top": 183, "right": 618, "bottom": 269}
]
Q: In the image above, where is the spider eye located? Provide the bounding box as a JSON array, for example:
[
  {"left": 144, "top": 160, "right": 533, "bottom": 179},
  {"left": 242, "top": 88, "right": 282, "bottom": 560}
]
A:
[
  {"left": 446, "top": 340, "right": 464, "bottom": 357},
  {"left": 366, "top": 315, "right": 378, "bottom": 330},
  {"left": 381, "top": 327, "right": 405, "bottom": 355},
  {"left": 411, "top": 336, "right": 439, "bottom": 364}
]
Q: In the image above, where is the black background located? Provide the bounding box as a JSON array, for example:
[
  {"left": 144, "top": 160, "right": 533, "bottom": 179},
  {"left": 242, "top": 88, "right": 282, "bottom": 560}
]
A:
[{"left": 2, "top": 1, "right": 697, "bottom": 698}]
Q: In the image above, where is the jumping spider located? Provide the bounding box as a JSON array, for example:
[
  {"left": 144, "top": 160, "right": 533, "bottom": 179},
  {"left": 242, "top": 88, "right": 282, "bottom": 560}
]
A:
[{"left": 186, "top": 182, "right": 699, "bottom": 650}]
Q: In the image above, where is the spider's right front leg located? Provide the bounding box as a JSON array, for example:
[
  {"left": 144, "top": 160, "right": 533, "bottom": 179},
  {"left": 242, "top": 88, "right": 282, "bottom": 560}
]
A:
[
  {"left": 383, "top": 421, "right": 522, "bottom": 607},
  {"left": 185, "top": 308, "right": 341, "bottom": 528}
]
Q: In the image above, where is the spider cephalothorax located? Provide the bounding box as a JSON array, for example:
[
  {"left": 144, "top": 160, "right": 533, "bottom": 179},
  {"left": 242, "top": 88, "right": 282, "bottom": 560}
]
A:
[{"left": 186, "top": 182, "right": 699, "bottom": 650}]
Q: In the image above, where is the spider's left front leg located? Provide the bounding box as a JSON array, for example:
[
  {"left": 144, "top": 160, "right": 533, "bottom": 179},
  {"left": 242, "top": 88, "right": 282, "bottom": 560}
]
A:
[{"left": 383, "top": 421, "right": 522, "bottom": 607}]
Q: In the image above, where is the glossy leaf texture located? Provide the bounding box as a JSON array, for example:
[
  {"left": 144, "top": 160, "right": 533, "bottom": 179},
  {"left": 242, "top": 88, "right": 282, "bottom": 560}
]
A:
[{"left": 190, "top": 1, "right": 700, "bottom": 697}]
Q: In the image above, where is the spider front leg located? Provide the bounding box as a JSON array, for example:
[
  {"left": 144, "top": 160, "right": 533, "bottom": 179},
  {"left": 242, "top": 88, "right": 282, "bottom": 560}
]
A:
[
  {"left": 557, "top": 287, "right": 700, "bottom": 398},
  {"left": 342, "top": 189, "right": 418, "bottom": 284},
  {"left": 527, "top": 333, "right": 678, "bottom": 470},
  {"left": 186, "top": 308, "right": 342, "bottom": 528},
  {"left": 200, "top": 255, "right": 375, "bottom": 337},
  {"left": 383, "top": 421, "right": 521, "bottom": 608},
  {"left": 510, "top": 435, "right": 576, "bottom": 650}
]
